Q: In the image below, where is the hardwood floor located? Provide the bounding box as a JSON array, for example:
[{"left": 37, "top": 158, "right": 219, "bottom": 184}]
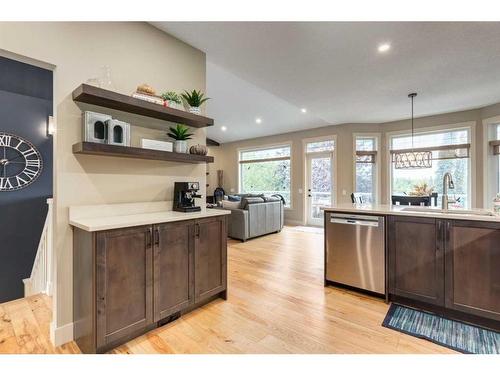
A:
[{"left": 0, "top": 227, "right": 454, "bottom": 354}]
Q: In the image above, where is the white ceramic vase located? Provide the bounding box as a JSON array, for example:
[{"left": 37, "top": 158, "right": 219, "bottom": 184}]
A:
[
  {"left": 189, "top": 106, "right": 201, "bottom": 115},
  {"left": 174, "top": 140, "right": 188, "bottom": 153}
]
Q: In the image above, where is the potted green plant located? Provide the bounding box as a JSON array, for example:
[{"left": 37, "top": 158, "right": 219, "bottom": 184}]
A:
[
  {"left": 161, "top": 91, "right": 182, "bottom": 110},
  {"left": 181, "top": 89, "right": 210, "bottom": 115},
  {"left": 168, "top": 124, "right": 193, "bottom": 153}
]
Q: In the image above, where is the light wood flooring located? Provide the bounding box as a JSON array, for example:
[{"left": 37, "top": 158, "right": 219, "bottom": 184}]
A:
[{"left": 0, "top": 226, "right": 455, "bottom": 354}]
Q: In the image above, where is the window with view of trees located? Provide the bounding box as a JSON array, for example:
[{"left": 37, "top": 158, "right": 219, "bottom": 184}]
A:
[
  {"left": 390, "top": 128, "right": 471, "bottom": 208},
  {"left": 485, "top": 122, "right": 500, "bottom": 207},
  {"left": 239, "top": 145, "right": 291, "bottom": 207},
  {"left": 354, "top": 136, "right": 378, "bottom": 203}
]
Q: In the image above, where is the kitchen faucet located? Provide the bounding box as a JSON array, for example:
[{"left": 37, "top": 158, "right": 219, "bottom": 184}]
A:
[{"left": 442, "top": 172, "right": 456, "bottom": 210}]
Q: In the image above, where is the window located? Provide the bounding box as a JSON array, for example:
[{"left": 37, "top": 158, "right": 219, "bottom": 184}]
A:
[
  {"left": 485, "top": 121, "right": 500, "bottom": 207},
  {"left": 390, "top": 127, "right": 471, "bottom": 208},
  {"left": 239, "top": 145, "right": 291, "bottom": 207},
  {"left": 354, "top": 136, "right": 378, "bottom": 204},
  {"left": 306, "top": 140, "right": 335, "bottom": 153}
]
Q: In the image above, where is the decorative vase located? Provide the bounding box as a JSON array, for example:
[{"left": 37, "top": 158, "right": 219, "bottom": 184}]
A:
[
  {"left": 174, "top": 140, "right": 188, "bottom": 153},
  {"left": 189, "top": 106, "right": 201, "bottom": 115},
  {"left": 189, "top": 144, "right": 208, "bottom": 155}
]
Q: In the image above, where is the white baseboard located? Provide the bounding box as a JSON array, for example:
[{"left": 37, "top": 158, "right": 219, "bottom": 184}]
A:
[
  {"left": 50, "top": 321, "right": 74, "bottom": 347},
  {"left": 284, "top": 219, "right": 304, "bottom": 226}
]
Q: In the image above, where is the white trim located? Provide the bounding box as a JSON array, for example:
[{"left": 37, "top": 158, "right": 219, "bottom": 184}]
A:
[
  {"left": 352, "top": 133, "right": 381, "bottom": 204},
  {"left": 302, "top": 135, "right": 337, "bottom": 226},
  {"left": 284, "top": 219, "right": 303, "bottom": 226},
  {"left": 482, "top": 115, "right": 500, "bottom": 208},
  {"left": 237, "top": 141, "right": 293, "bottom": 209},
  {"left": 50, "top": 321, "right": 74, "bottom": 347},
  {"left": 385, "top": 121, "right": 476, "bottom": 208}
]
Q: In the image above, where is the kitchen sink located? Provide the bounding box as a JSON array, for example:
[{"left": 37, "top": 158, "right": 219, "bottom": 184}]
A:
[{"left": 400, "top": 206, "right": 496, "bottom": 217}]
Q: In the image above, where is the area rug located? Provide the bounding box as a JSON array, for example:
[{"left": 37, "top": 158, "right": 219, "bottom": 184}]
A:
[{"left": 382, "top": 303, "right": 500, "bottom": 354}]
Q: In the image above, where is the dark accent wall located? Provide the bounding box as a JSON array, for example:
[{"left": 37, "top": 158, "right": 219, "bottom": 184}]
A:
[{"left": 0, "top": 56, "right": 53, "bottom": 303}]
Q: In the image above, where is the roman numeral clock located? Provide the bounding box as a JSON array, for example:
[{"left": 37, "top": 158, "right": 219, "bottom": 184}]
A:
[{"left": 0, "top": 133, "right": 43, "bottom": 191}]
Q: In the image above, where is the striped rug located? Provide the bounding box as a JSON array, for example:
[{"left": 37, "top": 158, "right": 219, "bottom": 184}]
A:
[{"left": 382, "top": 304, "right": 500, "bottom": 354}]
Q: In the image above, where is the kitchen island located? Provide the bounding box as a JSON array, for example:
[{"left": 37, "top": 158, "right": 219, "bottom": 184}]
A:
[
  {"left": 323, "top": 203, "right": 500, "bottom": 332},
  {"left": 70, "top": 201, "right": 230, "bottom": 353}
]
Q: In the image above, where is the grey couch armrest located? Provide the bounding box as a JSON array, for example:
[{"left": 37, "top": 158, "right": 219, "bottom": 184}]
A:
[{"left": 226, "top": 208, "right": 249, "bottom": 241}]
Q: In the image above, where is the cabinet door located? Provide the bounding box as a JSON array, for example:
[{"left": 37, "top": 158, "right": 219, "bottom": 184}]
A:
[
  {"left": 445, "top": 220, "right": 500, "bottom": 320},
  {"left": 96, "top": 225, "right": 154, "bottom": 348},
  {"left": 194, "top": 216, "right": 227, "bottom": 302},
  {"left": 388, "top": 216, "right": 444, "bottom": 306},
  {"left": 153, "top": 221, "right": 194, "bottom": 321}
]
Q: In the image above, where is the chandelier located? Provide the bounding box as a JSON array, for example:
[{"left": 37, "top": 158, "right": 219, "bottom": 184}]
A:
[{"left": 392, "top": 93, "right": 432, "bottom": 169}]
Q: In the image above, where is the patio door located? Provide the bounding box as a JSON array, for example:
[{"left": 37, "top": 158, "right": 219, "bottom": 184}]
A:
[{"left": 306, "top": 152, "right": 334, "bottom": 226}]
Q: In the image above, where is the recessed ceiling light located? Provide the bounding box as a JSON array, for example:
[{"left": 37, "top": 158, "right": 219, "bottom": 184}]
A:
[
  {"left": 255, "top": 118, "right": 262, "bottom": 124},
  {"left": 221, "top": 126, "right": 227, "bottom": 131},
  {"left": 301, "top": 108, "right": 307, "bottom": 113},
  {"left": 378, "top": 43, "right": 391, "bottom": 53}
]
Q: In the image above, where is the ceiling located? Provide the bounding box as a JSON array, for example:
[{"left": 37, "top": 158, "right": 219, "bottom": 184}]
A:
[{"left": 153, "top": 22, "right": 500, "bottom": 143}]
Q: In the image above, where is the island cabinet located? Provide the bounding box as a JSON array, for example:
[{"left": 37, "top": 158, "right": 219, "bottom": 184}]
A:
[
  {"left": 388, "top": 215, "right": 500, "bottom": 330},
  {"left": 445, "top": 220, "right": 500, "bottom": 322},
  {"left": 73, "top": 215, "right": 227, "bottom": 354},
  {"left": 388, "top": 216, "right": 445, "bottom": 307}
]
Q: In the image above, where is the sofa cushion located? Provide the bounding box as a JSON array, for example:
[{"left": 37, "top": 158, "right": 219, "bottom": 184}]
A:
[
  {"left": 221, "top": 199, "right": 242, "bottom": 209},
  {"left": 227, "top": 195, "right": 242, "bottom": 202},
  {"left": 241, "top": 196, "right": 265, "bottom": 208},
  {"left": 262, "top": 195, "right": 281, "bottom": 202}
]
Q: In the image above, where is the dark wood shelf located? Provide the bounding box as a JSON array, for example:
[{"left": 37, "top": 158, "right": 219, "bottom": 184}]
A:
[
  {"left": 73, "top": 142, "right": 214, "bottom": 163},
  {"left": 72, "top": 84, "right": 214, "bottom": 128}
]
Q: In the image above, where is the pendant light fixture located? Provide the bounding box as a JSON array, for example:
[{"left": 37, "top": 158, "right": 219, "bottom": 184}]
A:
[{"left": 392, "top": 93, "right": 432, "bottom": 169}]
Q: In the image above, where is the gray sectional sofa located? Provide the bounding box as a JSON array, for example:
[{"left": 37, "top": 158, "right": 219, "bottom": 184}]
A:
[{"left": 222, "top": 194, "right": 285, "bottom": 241}]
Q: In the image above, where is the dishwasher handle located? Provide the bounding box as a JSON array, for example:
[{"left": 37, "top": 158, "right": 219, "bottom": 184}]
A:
[{"left": 330, "top": 218, "right": 380, "bottom": 227}]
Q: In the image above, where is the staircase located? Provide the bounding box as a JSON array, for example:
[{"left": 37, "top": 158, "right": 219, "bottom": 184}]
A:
[{"left": 23, "top": 198, "right": 53, "bottom": 297}]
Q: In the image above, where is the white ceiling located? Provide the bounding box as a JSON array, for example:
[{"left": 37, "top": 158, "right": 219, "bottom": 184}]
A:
[{"left": 153, "top": 22, "right": 500, "bottom": 143}]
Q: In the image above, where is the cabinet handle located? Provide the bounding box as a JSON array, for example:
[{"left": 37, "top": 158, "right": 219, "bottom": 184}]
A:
[
  {"left": 154, "top": 228, "right": 160, "bottom": 246},
  {"left": 446, "top": 221, "right": 451, "bottom": 243},
  {"left": 195, "top": 223, "right": 200, "bottom": 238},
  {"left": 146, "top": 228, "right": 153, "bottom": 248},
  {"left": 437, "top": 220, "right": 443, "bottom": 243}
]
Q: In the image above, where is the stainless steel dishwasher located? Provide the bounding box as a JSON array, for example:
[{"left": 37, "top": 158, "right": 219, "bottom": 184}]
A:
[{"left": 325, "top": 212, "right": 385, "bottom": 295}]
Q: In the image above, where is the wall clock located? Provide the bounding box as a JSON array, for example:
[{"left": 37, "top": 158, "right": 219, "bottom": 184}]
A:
[{"left": 0, "top": 132, "right": 43, "bottom": 191}]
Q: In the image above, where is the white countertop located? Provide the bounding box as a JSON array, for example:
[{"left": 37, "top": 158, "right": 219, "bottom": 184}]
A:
[
  {"left": 322, "top": 203, "right": 500, "bottom": 222},
  {"left": 69, "top": 201, "right": 230, "bottom": 232}
]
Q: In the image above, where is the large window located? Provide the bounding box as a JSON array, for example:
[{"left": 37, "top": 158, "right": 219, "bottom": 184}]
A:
[
  {"left": 390, "top": 127, "right": 471, "bottom": 208},
  {"left": 485, "top": 121, "right": 500, "bottom": 207},
  {"left": 354, "top": 136, "right": 378, "bottom": 204},
  {"left": 239, "top": 145, "right": 291, "bottom": 207}
]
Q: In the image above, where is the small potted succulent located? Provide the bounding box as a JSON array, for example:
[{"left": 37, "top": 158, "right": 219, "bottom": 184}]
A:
[
  {"left": 161, "top": 91, "right": 182, "bottom": 110},
  {"left": 181, "top": 89, "right": 210, "bottom": 115},
  {"left": 168, "top": 124, "right": 193, "bottom": 153}
]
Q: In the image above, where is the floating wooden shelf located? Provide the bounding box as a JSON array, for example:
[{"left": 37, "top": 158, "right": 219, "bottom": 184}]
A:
[
  {"left": 72, "top": 84, "right": 214, "bottom": 128},
  {"left": 73, "top": 142, "right": 214, "bottom": 163}
]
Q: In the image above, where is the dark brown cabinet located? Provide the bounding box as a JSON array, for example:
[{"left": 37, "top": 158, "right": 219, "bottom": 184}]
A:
[
  {"left": 73, "top": 214, "right": 228, "bottom": 353},
  {"left": 95, "top": 226, "right": 154, "bottom": 348},
  {"left": 195, "top": 216, "right": 227, "bottom": 302},
  {"left": 154, "top": 221, "right": 194, "bottom": 321},
  {"left": 388, "top": 216, "right": 444, "bottom": 306},
  {"left": 388, "top": 215, "right": 500, "bottom": 330},
  {"left": 445, "top": 220, "right": 500, "bottom": 321}
]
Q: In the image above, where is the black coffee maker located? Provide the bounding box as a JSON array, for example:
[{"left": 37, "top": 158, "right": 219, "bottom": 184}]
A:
[{"left": 173, "top": 182, "right": 202, "bottom": 212}]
